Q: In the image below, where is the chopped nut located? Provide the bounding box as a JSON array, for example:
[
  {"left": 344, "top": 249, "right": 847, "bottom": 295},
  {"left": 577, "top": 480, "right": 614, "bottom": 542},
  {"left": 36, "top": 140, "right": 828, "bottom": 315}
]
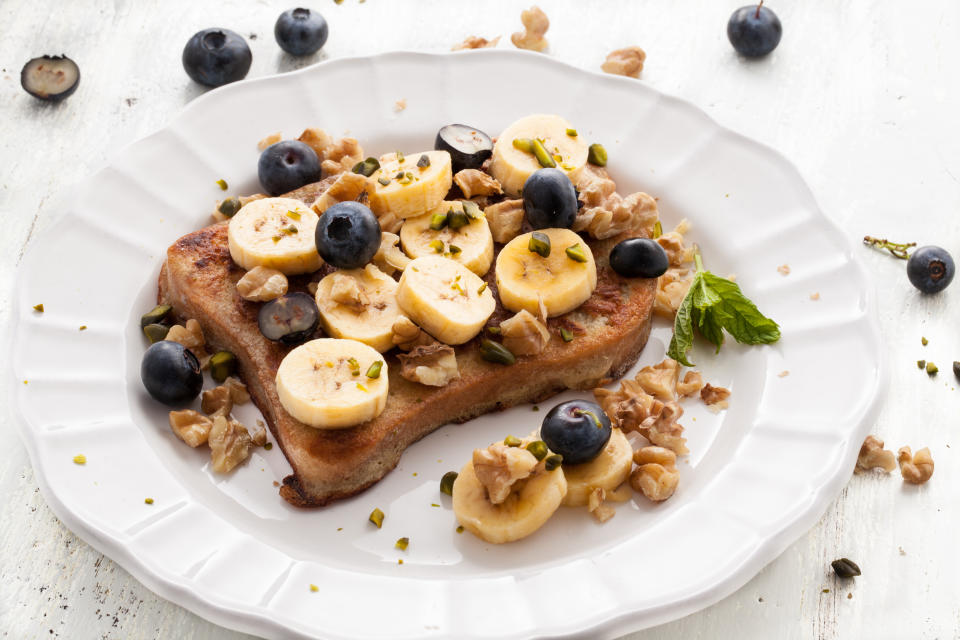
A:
[
  {"left": 587, "top": 487, "right": 616, "bottom": 523},
  {"left": 454, "top": 169, "right": 502, "bottom": 198},
  {"left": 657, "top": 229, "right": 695, "bottom": 267},
  {"left": 223, "top": 376, "right": 251, "bottom": 404},
  {"left": 897, "top": 446, "right": 934, "bottom": 484},
  {"left": 201, "top": 385, "right": 233, "bottom": 418},
  {"left": 511, "top": 6, "right": 549, "bottom": 52},
  {"left": 452, "top": 35, "right": 501, "bottom": 51},
  {"left": 250, "top": 423, "right": 268, "bottom": 447},
  {"left": 165, "top": 318, "right": 205, "bottom": 352},
  {"left": 394, "top": 98, "right": 407, "bottom": 112},
  {"left": 778, "top": 370, "right": 790, "bottom": 378},
  {"left": 701, "top": 383, "right": 731, "bottom": 412},
  {"left": 483, "top": 199, "right": 524, "bottom": 243},
  {"left": 297, "top": 127, "right": 333, "bottom": 160},
  {"left": 398, "top": 343, "right": 460, "bottom": 387},
  {"left": 311, "top": 172, "right": 369, "bottom": 214},
  {"left": 209, "top": 416, "right": 253, "bottom": 473},
  {"left": 373, "top": 232, "right": 412, "bottom": 276},
  {"left": 810, "top": 292, "right": 821, "bottom": 301},
  {"left": 630, "top": 446, "right": 679, "bottom": 502},
  {"left": 594, "top": 378, "right": 663, "bottom": 433},
  {"left": 856, "top": 435, "right": 896, "bottom": 473},
  {"left": 574, "top": 165, "right": 659, "bottom": 239},
  {"left": 320, "top": 137, "right": 364, "bottom": 177},
  {"left": 391, "top": 315, "right": 434, "bottom": 351},
  {"left": 236, "top": 266, "right": 288, "bottom": 302},
  {"left": 257, "top": 132, "right": 282, "bottom": 151},
  {"left": 601, "top": 46, "right": 646, "bottom": 78},
  {"left": 676, "top": 371, "right": 704, "bottom": 397},
  {"left": 777, "top": 264, "right": 791, "bottom": 276},
  {"left": 635, "top": 358, "right": 681, "bottom": 400},
  {"left": 500, "top": 309, "right": 550, "bottom": 356},
  {"left": 168, "top": 410, "right": 213, "bottom": 447},
  {"left": 473, "top": 443, "right": 538, "bottom": 504},
  {"left": 638, "top": 401, "right": 688, "bottom": 455},
  {"left": 653, "top": 269, "right": 694, "bottom": 319},
  {"left": 329, "top": 272, "right": 370, "bottom": 309}
]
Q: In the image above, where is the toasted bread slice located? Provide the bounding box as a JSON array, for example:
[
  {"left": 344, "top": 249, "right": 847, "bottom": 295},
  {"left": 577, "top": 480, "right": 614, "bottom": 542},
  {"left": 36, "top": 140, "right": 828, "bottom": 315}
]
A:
[{"left": 158, "top": 184, "right": 656, "bottom": 507}]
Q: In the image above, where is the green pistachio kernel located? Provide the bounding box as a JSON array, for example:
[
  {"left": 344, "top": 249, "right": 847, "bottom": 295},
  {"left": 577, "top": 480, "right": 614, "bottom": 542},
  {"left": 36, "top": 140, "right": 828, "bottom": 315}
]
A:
[
  {"left": 486, "top": 325, "right": 501, "bottom": 335},
  {"left": 395, "top": 537, "right": 409, "bottom": 550},
  {"left": 377, "top": 176, "right": 392, "bottom": 186},
  {"left": 369, "top": 508, "right": 385, "bottom": 528},
  {"left": 512, "top": 138, "right": 534, "bottom": 153},
  {"left": 447, "top": 209, "right": 469, "bottom": 230},
  {"left": 429, "top": 211, "right": 449, "bottom": 230},
  {"left": 461, "top": 200, "right": 483, "bottom": 220},
  {"left": 652, "top": 220, "right": 663, "bottom": 239},
  {"left": 352, "top": 157, "right": 381, "bottom": 177},
  {"left": 477, "top": 282, "right": 488, "bottom": 295},
  {"left": 209, "top": 351, "right": 237, "bottom": 383},
  {"left": 216, "top": 178, "right": 228, "bottom": 191},
  {"left": 218, "top": 196, "right": 242, "bottom": 217},
  {"left": 429, "top": 239, "right": 445, "bottom": 253},
  {"left": 528, "top": 231, "right": 552, "bottom": 258},
  {"left": 531, "top": 138, "right": 557, "bottom": 168},
  {"left": 33, "top": 303, "right": 44, "bottom": 313},
  {"left": 396, "top": 151, "right": 405, "bottom": 164},
  {"left": 479, "top": 339, "right": 516, "bottom": 365},
  {"left": 588, "top": 143, "right": 608, "bottom": 166},
  {"left": 140, "top": 304, "right": 172, "bottom": 328},
  {"left": 448, "top": 244, "right": 462, "bottom": 255},
  {"left": 926, "top": 361, "right": 938, "bottom": 375},
  {"left": 525, "top": 440, "right": 548, "bottom": 460},
  {"left": 917, "top": 359, "right": 926, "bottom": 369},
  {"left": 416, "top": 154, "right": 431, "bottom": 169},
  {"left": 544, "top": 453, "right": 563, "bottom": 471},
  {"left": 440, "top": 471, "right": 458, "bottom": 496},
  {"left": 559, "top": 327, "right": 574, "bottom": 342},
  {"left": 566, "top": 128, "right": 578, "bottom": 137},
  {"left": 366, "top": 361, "right": 383, "bottom": 379},
  {"left": 286, "top": 210, "right": 302, "bottom": 221},
  {"left": 565, "top": 243, "right": 587, "bottom": 263},
  {"left": 456, "top": 525, "right": 464, "bottom": 534},
  {"left": 142, "top": 323, "right": 170, "bottom": 344},
  {"left": 504, "top": 435, "right": 522, "bottom": 447}
]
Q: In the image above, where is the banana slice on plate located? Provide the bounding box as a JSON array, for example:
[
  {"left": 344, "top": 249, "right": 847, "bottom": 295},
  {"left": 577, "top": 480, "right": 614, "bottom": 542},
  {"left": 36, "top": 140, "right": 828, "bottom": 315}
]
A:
[
  {"left": 489, "top": 114, "right": 589, "bottom": 197},
  {"left": 496, "top": 228, "right": 597, "bottom": 317},
  {"left": 561, "top": 428, "right": 633, "bottom": 507},
  {"left": 453, "top": 446, "right": 567, "bottom": 544},
  {"left": 399, "top": 201, "right": 494, "bottom": 276},
  {"left": 396, "top": 256, "right": 495, "bottom": 344},
  {"left": 314, "top": 264, "right": 401, "bottom": 353},
  {"left": 275, "top": 338, "right": 388, "bottom": 429},
  {"left": 367, "top": 150, "right": 452, "bottom": 220},
  {"left": 227, "top": 197, "right": 322, "bottom": 275}
]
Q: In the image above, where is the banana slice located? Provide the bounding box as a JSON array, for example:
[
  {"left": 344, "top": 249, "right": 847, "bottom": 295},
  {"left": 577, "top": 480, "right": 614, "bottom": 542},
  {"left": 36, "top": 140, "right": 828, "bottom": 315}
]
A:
[
  {"left": 367, "top": 150, "right": 452, "bottom": 220},
  {"left": 227, "top": 197, "right": 323, "bottom": 275},
  {"left": 399, "top": 201, "right": 495, "bottom": 276},
  {"left": 453, "top": 449, "right": 567, "bottom": 544},
  {"left": 496, "top": 228, "right": 597, "bottom": 317},
  {"left": 489, "top": 114, "right": 589, "bottom": 197},
  {"left": 560, "top": 428, "right": 633, "bottom": 507},
  {"left": 275, "top": 338, "right": 388, "bottom": 429},
  {"left": 396, "top": 256, "right": 495, "bottom": 345},
  {"left": 314, "top": 264, "right": 402, "bottom": 353}
]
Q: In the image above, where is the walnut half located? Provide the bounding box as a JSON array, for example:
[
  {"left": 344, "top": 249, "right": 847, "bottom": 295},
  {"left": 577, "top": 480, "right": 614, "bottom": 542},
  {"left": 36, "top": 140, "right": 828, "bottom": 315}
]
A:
[
  {"left": 601, "top": 46, "right": 646, "bottom": 78},
  {"left": 236, "top": 266, "right": 288, "bottom": 302},
  {"left": 856, "top": 435, "right": 896, "bottom": 473},
  {"left": 484, "top": 199, "right": 524, "bottom": 244},
  {"left": 168, "top": 410, "right": 213, "bottom": 448},
  {"left": 511, "top": 6, "right": 549, "bottom": 52},
  {"left": 398, "top": 343, "right": 460, "bottom": 387},
  {"left": 499, "top": 309, "right": 550, "bottom": 356},
  {"left": 897, "top": 446, "right": 934, "bottom": 484},
  {"left": 209, "top": 416, "right": 253, "bottom": 473},
  {"left": 454, "top": 169, "right": 502, "bottom": 199}
]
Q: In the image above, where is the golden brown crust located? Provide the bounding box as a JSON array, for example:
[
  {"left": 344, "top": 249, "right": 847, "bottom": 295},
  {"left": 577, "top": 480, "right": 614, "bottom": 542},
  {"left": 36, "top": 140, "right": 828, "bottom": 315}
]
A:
[{"left": 159, "top": 189, "right": 657, "bottom": 508}]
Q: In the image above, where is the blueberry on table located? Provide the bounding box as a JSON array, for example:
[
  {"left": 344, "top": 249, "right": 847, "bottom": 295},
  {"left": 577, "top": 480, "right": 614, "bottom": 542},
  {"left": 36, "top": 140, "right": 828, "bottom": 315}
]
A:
[
  {"left": 258, "top": 140, "right": 322, "bottom": 196},
  {"left": 906, "top": 246, "right": 955, "bottom": 293},
  {"left": 140, "top": 341, "right": 203, "bottom": 407},
  {"left": 21, "top": 55, "right": 80, "bottom": 101},
  {"left": 258, "top": 293, "right": 320, "bottom": 344},
  {"left": 540, "top": 399, "right": 612, "bottom": 465},
  {"left": 314, "top": 201, "right": 381, "bottom": 269},
  {"left": 434, "top": 124, "right": 494, "bottom": 173},
  {"left": 610, "top": 238, "right": 669, "bottom": 278},
  {"left": 522, "top": 168, "right": 578, "bottom": 230},
  {"left": 182, "top": 28, "right": 252, "bottom": 87},
  {"left": 275, "top": 8, "right": 329, "bottom": 56},
  {"left": 727, "top": 3, "right": 782, "bottom": 57}
]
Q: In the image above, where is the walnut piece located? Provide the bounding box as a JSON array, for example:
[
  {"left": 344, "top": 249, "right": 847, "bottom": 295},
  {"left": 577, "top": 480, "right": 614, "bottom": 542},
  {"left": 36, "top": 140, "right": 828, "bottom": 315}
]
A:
[
  {"left": 168, "top": 410, "right": 213, "bottom": 448},
  {"left": 257, "top": 132, "right": 282, "bottom": 151},
  {"left": 574, "top": 165, "right": 659, "bottom": 239},
  {"left": 654, "top": 267, "right": 694, "bottom": 319},
  {"left": 484, "top": 199, "right": 524, "bottom": 243},
  {"left": 635, "top": 358, "right": 680, "bottom": 400},
  {"left": 165, "top": 318, "right": 205, "bottom": 352},
  {"left": 856, "top": 436, "right": 896, "bottom": 473},
  {"left": 452, "top": 35, "right": 501, "bottom": 51},
  {"left": 209, "top": 416, "right": 253, "bottom": 473},
  {"left": 897, "top": 446, "right": 934, "bottom": 484},
  {"left": 595, "top": 379, "right": 664, "bottom": 433},
  {"left": 500, "top": 309, "right": 550, "bottom": 356},
  {"left": 297, "top": 128, "right": 333, "bottom": 160},
  {"left": 201, "top": 385, "right": 233, "bottom": 418},
  {"left": 223, "top": 376, "right": 251, "bottom": 404},
  {"left": 630, "top": 446, "right": 679, "bottom": 502},
  {"left": 777, "top": 264, "right": 791, "bottom": 276},
  {"left": 511, "top": 6, "right": 549, "bottom": 52},
  {"left": 587, "top": 487, "right": 616, "bottom": 523},
  {"left": 311, "top": 172, "right": 369, "bottom": 214},
  {"left": 394, "top": 98, "right": 407, "bottom": 112},
  {"left": 236, "top": 266, "right": 288, "bottom": 302},
  {"left": 398, "top": 343, "right": 460, "bottom": 387},
  {"left": 320, "top": 137, "right": 363, "bottom": 177},
  {"left": 701, "top": 383, "right": 731, "bottom": 412},
  {"left": 676, "top": 371, "right": 704, "bottom": 397},
  {"left": 601, "top": 46, "right": 646, "bottom": 78},
  {"left": 657, "top": 230, "right": 695, "bottom": 267},
  {"left": 372, "top": 232, "right": 412, "bottom": 276},
  {"left": 638, "top": 401, "right": 688, "bottom": 455},
  {"left": 473, "top": 443, "right": 538, "bottom": 504},
  {"left": 454, "top": 169, "right": 502, "bottom": 198},
  {"left": 250, "top": 423, "right": 268, "bottom": 447},
  {"left": 329, "top": 272, "right": 369, "bottom": 310},
  {"left": 391, "top": 315, "right": 434, "bottom": 351}
]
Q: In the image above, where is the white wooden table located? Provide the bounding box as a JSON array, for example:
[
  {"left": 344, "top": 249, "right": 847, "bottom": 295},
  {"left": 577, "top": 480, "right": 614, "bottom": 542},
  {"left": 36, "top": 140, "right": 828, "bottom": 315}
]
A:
[{"left": 2, "top": 1, "right": 958, "bottom": 638}]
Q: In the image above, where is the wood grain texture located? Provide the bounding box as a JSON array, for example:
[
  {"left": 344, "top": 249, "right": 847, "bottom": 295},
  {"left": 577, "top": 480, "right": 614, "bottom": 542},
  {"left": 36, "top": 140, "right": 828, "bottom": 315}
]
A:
[{"left": 1, "top": 0, "right": 958, "bottom": 638}]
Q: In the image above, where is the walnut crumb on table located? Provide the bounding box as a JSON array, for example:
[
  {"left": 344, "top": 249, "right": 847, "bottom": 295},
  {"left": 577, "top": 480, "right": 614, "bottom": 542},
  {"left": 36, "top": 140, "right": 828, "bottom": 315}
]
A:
[
  {"left": 601, "top": 46, "right": 646, "bottom": 78},
  {"left": 778, "top": 370, "right": 790, "bottom": 378},
  {"left": 897, "top": 446, "right": 934, "bottom": 484},
  {"left": 511, "top": 6, "right": 549, "bottom": 52},
  {"left": 856, "top": 435, "right": 896, "bottom": 473},
  {"left": 451, "top": 35, "right": 500, "bottom": 51},
  {"left": 777, "top": 264, "right": 791, "bottom": 276},
  {"left": 393, "top": 98, "right": 406, "bottom": 112},
  {"left": 810, "top": 292, "right": 820, "bottom": 300}
]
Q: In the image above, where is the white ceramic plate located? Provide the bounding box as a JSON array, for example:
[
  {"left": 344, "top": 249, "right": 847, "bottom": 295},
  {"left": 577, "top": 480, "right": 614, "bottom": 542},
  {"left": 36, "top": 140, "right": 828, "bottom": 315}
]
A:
[{"left": 10, "top": 50, "right": 882, "bottom": 639}]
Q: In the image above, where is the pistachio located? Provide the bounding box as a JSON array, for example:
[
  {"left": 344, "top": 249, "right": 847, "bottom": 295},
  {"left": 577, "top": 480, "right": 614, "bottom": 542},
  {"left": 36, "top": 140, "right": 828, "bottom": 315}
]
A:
[
  {"left": 209, "top": 351, "right": 237, "bottom": 383},
  {"left": 140, "top": 304, "right": 172, "bottom": 328},
  {"left": 429, "top": 239, "right": 445, "bottom": 253},
  {"left": 566, "top": 128, "right": 578, "bottom": 137},
  {"left": 477, "top": 282, "right": 487, "bottom": 295},
  {"left": 531, "top": 138, "right": 557, "bottom": 168},
  {"left": 440, "top": 471, "right": 458, "bottom": 496},
  {"left": 448, "top": 245, "right": 462, "bottom": 255},
  {"left": 216, "top": 178, "right": 228, "bottom": 190},
  {"left": 377, "top": 176, "right": 391, "bottom": 187},
  {"left": 544, "top": 453, "right": 563, "bottom": 471},
  {"left": 365, "top": 361, "right": 383, "bottom": 379},
  {"left": 525, "top": 440, "right": 548, "bottom": 461},
  {"left": 143, "top": 323, "right": 170, "bottom": 344},
  {"left": 926, "top": 361, "right": 938, "bottom": 375},
  {"left": 921, "top": 336, "right": 928, "bottom": 346},
  {"left": 588, "top": 143, "right": 608, "bottom": 167},
  {"left": 479, "top": 339, "right": 516, "bottom": 365},
  {"left": 503, "top": 435, "right": 522, "bottom": 447},
  {"left": 416, "top": 154, "right": 431, "bottom": 169},
  {"left": 33, "top": 303, "right": 44, "bottom": 312},
  {"left": 565, "top": 243, "right": 587, "bottom": 263},
  {"left": 461, "top": 200, "right": 483, "bottom": 220},
  {"left": 369, "top": 507, "right": 385, "bottom": 528},
  {"left": 486, "top": 325, "right": 501, "bottom": 335},
  {"left": 831, "top": 558, "right": 861, "bottom": 579},
  {"left": 528, "top": 231, "right": 551, "bottom": 258},
  {"left": 429, "top": 210, "right": 449, "bottom": 230},
  {"left": 218, "top": 196, "right": 242, "bottom": 217},
  {"left": 512, "top": 138, "right": 534, "bottom": 153},
  {"left": 559, "top": 327, "right": 574, "bottom": 342},
  {"left": 917, "top": 359, "right": 926, "bottom": 369},
  {"left": 447, "top": 209, "right": 469, "bottom": 230},
  {"left": 652, "top": 220, "right": 663, "bottom": 239},
  {"left": 351, "top": 156, "right": 381, "bottom": 177},
  {"left": 395, "top": 537, "right": 409, "bottom": 550}
]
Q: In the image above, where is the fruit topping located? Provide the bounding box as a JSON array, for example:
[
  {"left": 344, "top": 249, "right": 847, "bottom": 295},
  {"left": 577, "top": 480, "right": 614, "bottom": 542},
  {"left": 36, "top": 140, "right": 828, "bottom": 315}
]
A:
[
  {"left": 140, "top": 341, "right": 203, "bottom": 407},
  {"left": 314, "top": 201, "right": 382, "bottom": 269},
  {"left": 540, "top": 399, "right": 612, "bottom": 465},
  {"left": 181, "top": 29, "right": 252, "bottom": 87},
  {"left": 434, "top": 124, "right": 494, "bottom": 173},
  {"left": 257, "top": 140, "right": 322, "bottom": 196},
  {"left": 274, "top": 8, "right": 329, "bottom": 56},
  {"left": 727, "top": 3, "right": 782, "bottom": 58},
  {"left": 257, "top": 292, "right": 319, "bottom": 344},
  {"left": 522, "top": 168, "right": 578, "bottom": 230},
  {"left": 20, "top": 55, "right": 80, "bottom": 101},
  {"left": 610, "top": 237, "right": 670, "bottom": 278},
  {"left": 906, "top": 246, "right": 955, "bottom": 293}
]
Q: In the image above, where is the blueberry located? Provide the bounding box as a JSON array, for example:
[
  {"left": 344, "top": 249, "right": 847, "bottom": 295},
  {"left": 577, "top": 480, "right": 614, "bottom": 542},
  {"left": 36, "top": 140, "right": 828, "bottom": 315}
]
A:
[
  {"left": 522, "top": 168, "right": 578, "bottom": 230},
  {"left": 258, "top": 293, "right": 320, "bottom": 344},
  {"left": 610, "top": 238, "right": 669, "bottom": 278},
  {"left": 140, "top": 341, "right": 203, "bottom": 407},
  {"left": 274, "top": 8, "right": 329, "bottom": 56},
  {"left": 21, "top": 55, "right": 80, "bottom": 102},
  {"left": 727, "top": 4, "right": 782, "bottom": 58},
  {"left": 540, "top": 399, "right": 612, "bottom": 465},
  {"left": 314, "top": 201, "right": 381, "bottom": 269},
  {"left": 182, "top": 29, "right": 252, "bottom": 87},
  {"left": 434, "top": 124, "right": 494, "bottom": 173},
  {"left": 907, "top": 246, "right": 955, "bottom": 294},
  {"left": 258, "top": 140, "right": 322, "bottom": 196}
]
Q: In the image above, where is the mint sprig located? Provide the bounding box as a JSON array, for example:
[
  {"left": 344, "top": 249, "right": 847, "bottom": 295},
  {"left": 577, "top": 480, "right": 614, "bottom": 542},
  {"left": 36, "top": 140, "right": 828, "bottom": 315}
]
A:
[{"left": 666, "top": 253, "right": 781, "bottom": 366}]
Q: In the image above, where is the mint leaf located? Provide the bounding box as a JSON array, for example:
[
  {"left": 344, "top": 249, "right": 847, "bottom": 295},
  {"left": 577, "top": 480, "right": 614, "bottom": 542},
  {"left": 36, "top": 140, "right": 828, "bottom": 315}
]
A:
[
  {"left": 666, "top": 276, "right": 697, "bottom": 366},
  {"left": 700, "top": 272, "right": 781, "bottom": 345}
]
